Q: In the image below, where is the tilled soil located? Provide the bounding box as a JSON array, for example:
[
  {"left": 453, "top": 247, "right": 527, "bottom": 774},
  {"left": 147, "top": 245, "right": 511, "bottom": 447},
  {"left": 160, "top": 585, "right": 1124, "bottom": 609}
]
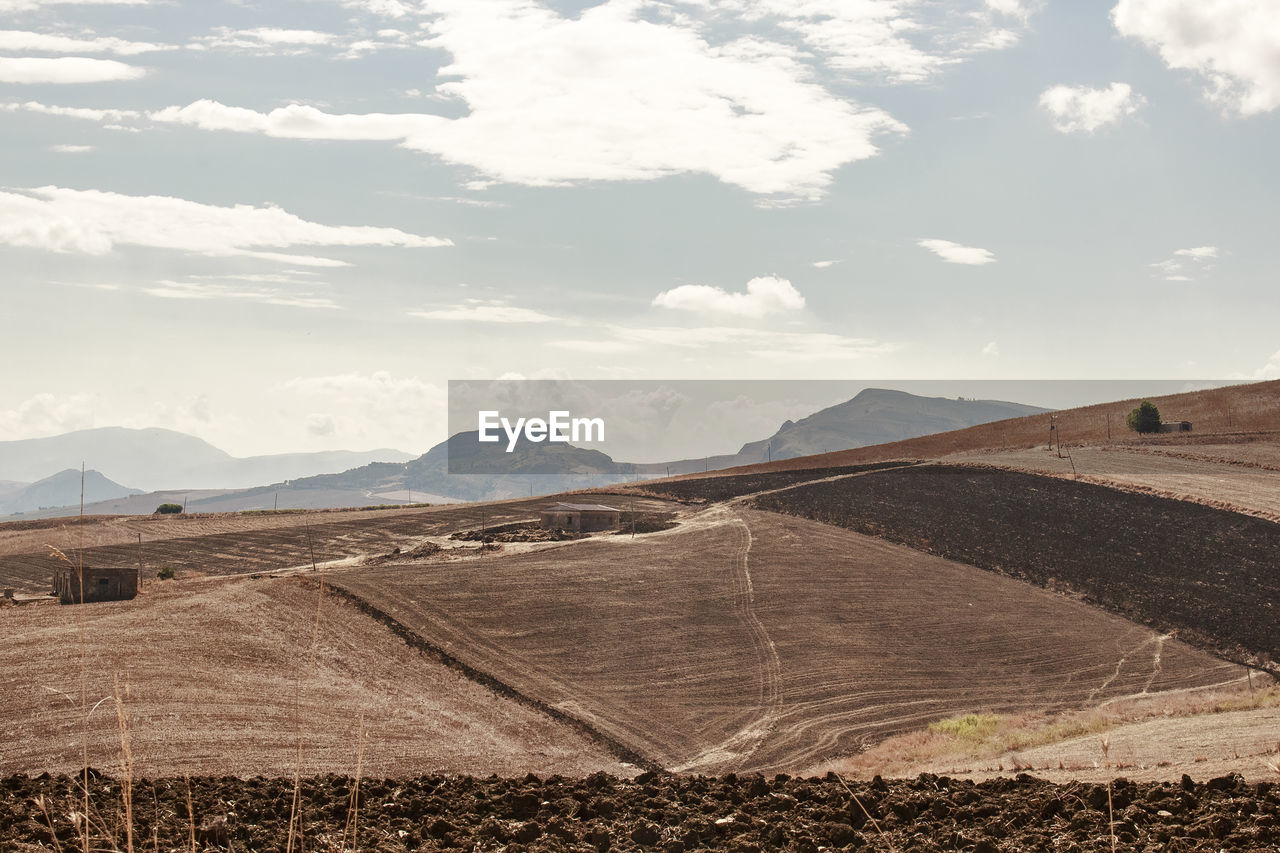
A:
[
  {"left": 754, "top": 465, "right": 1280, "bottom": 666},
  {"left": 4, "top": 770, "right": 1278, "bottom": 852}
]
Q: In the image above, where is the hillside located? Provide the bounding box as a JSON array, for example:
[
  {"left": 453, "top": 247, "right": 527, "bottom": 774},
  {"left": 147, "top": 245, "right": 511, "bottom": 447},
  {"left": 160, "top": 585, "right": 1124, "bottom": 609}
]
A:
[
  {"left": 677, "top": 379, "right": 1280, "bottom": 476},
  {"left": 0, "top": 426, "right": 413, "bottom": 492},
  {"left": 0, "top": 468, "right": 139, "bottom": 515}
]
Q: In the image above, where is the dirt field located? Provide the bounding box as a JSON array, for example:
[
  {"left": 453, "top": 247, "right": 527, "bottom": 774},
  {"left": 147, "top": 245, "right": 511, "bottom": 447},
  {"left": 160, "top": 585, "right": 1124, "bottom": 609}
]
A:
[
  {"left": 331, "top": 506, "right": 1242, "bottom": 776},
  {"left": 5, "top": 770, "right": 1277, "bottom": 852},
  {"left": 754, "top": 464, "right": 1280, "bottom": 666},
  {"left": 0, "top": 575, "right": 626, "bottom": 778},
  {"left": 951, "top": 447, "right": 1280, "bottom": 521},
  {"left": 0, "top": 496, "right": 675, "bottom": 595}
]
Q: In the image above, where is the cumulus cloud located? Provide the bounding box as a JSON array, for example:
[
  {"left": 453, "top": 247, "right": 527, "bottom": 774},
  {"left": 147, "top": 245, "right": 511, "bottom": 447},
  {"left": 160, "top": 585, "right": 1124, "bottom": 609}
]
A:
[
  {"left": 409, "top": 299, "right": 558, "bottom": 323},
  {"left": 1039, "top": 82, "right": 1144, "bottom": 133},
  {"left": 1251, "top": 350, "right": 1280, "bottom": 380},
  {"left": 917, "top": 238, "right": 997, "bottom": 265},
  {"left": 147, "top": 1, "right": 911, "bottom": 201},
  {"left": 1113, "top": 0, "right": 1280, "bottom": 116},
  {"left": 0, "top": 186, "right": 451, "bottom": 264},
  {"left": 1151, "top": 245, "right": 1218, "bottom": 280},
  {"left": 0, "top": 57, "right": 145, "bottom": 83},
  {"left": 652, "top": 275, "right": 805, "bottom": 319},
  {"left": 0, "top": 392, "right": 97, "bottom": 440}
]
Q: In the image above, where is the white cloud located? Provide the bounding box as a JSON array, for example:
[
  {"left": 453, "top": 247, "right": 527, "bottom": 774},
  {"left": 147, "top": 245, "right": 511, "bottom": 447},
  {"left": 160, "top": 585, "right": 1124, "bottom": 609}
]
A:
[
  {"left": 338, "top": 0, "right": 413, "bottom": 16},
  {"left": 148, "top": 1, "right": 910, "bottom": 200},
  {"left": 1151, "top": 245, "right": 1218, "bottom": 280},
  {"left": 547, "top": 339, "right": 640, "bottom": 353},
  {"left": 0, "top": 186, "right": 451, "bottom": 264},
  {"left": 0, "top": 0, "right": 146, "bottom": 10},
  {"left": 695, "top": 0, "right": 1033, "bottom": 83},
  {"left": 1039, "top": 82, "right": 1144, "bottom": 133},
  {"left": 982, "top": 341, "right": 1000, "bottom": 357},
  {"left": 142, "top": 280, "right": 342, "bottom": 310},
  {"left": 1251, "top": 350, "right": 1280, "bottom": 380},
  {"left": 1113, "top": 0, "right": 1280, "bottom": 116},
  {"left": 50, "top": 143, "right": 92, "bottom": 152},
  {"left": 0, "top": 30, "right": 172, "bottom": 55},
  {"left": 0, "top": 57, "right": 145, "bottom": 83},
  {"left": 0, "top": 392, "right": 97, "bottom": 441},
  {"left": 281, "top": 371, "right": 446, "bottom": 451},
  {"left": 409, "top": 299, "right": 558, "bottom": 323},
  {"left": 652, "top": 275, "right": 805, "bottom": 318},
  {"left": 811, "top": 259, "right": 839, "bottom": 269},
  {"left": 612, "top": 325, "right": 896, "bottom": 361},
  {"left": 917, "top": 238, "right": 996, "bottom": 265},
  {"left": 2, "top": 100, "right": 142, "bottom": 122},
  {"left": 194, "top": 27, "right": 337, "bottom": 55}
]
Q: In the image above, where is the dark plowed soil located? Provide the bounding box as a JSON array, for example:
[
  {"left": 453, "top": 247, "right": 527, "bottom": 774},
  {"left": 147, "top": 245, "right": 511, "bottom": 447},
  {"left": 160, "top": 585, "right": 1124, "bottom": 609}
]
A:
[
  {"left": 4, "top": 771, "right": 1278, "bottom": 852},
  {"left": 627, "top": 461, "right": 915, "bottom": 504},
  {"left": 753, "top": 465, "right": 1280, "bottom": 668}
]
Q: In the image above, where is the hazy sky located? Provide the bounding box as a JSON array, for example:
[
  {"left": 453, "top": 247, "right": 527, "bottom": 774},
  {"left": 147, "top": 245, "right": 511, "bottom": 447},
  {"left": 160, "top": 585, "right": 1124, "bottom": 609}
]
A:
[{"left": 2, "top": 0, "right": 1278, "bottom": 456}]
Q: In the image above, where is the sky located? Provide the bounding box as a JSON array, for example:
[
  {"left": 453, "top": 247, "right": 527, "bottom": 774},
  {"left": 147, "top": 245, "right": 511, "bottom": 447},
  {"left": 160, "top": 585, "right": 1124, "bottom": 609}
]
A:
[{"left": 2, "top": 0, "right": 1278, "bottom": 457}]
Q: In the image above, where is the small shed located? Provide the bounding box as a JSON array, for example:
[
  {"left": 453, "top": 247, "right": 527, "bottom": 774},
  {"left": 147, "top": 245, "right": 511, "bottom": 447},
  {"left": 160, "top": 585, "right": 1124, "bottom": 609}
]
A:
[
  {"left": 1158, "top": 421, "right": 1193, "bottom": 433},
  {"left": 539, "top": 502, "right": 621, "bottom": 532},
  {"left": 53, "top": 566, "right": 139, "bottom": 605}
]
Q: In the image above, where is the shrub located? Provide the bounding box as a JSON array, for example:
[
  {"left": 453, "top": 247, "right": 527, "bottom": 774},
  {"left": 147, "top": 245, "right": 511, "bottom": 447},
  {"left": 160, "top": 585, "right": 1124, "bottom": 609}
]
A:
[
  {"left": 1126, "top": 400, "right": 1161, "bottom": 433},
  {"left": 154, "top": 503, "right": 183, "bottom": 515},
  {"left": 156, "top": 566, "right": 175, "bottom": 580},
  {"left": 928, "top": 712, "right": 1000, "bottom": 741}
]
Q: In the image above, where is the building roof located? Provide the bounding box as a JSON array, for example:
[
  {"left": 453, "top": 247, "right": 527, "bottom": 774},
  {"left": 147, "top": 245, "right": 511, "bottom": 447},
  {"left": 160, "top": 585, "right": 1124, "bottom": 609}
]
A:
[{"left": 544, "top": 503, "right": 621, "bottom": 512}]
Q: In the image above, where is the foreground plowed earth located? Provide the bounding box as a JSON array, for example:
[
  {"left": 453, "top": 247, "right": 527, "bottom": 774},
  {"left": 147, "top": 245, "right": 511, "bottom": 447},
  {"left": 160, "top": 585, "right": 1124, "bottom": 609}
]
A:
[
  {"left": 4, "top": 770, "right": 1277, "bottom": 852},
  {"left": 333, "top": 507, "right": 1241, "bottom": 775},
  {"left": 0, "top": 576, "right": 625, "bottom": 777}
]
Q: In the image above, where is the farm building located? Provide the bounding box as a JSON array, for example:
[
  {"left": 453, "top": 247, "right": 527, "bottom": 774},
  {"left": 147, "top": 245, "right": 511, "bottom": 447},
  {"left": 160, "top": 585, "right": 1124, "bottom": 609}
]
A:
[
  {"left": 53, "top": 566, "right": 138, "bottom": 604},
  {"left": 539, "top": 502, "right": 621, "bottom": 532},
  {"left": 1159, "top": 421, "right": 1193, "bottom": 433}
]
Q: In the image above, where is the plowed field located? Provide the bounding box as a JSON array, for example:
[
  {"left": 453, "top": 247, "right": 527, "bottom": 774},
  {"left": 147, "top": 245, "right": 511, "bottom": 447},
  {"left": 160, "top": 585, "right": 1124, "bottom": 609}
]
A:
[
  {"left": 332, "top": 506, "right": 1242, "bottom": 775},
  {"left": 755, "top": 465, "right": 1280, "bottom": 666},
  {"left": 0, "top": 497, "right": 675, "bottom": 594},
  {"left": 0, "top": 575, "right": 625, "bottom": 778}
]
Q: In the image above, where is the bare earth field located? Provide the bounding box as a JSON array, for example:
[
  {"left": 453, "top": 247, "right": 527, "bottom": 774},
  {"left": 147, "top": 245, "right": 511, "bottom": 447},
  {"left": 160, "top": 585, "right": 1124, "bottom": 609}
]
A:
[
  {"left": 754, "top": 464, "right": 1280, "bottom": 665},
  {"left": 0, "top": 574, "right": 626, "bottom": 778},
  {"left": 951, "top": 446, "right": 1280, "bottom": 521},
  {"left": 331, "top": 505, "right": 1243, "bottom": 776},
  {"left": 0, "top": 497, "right": 676, "bottom": 595}
]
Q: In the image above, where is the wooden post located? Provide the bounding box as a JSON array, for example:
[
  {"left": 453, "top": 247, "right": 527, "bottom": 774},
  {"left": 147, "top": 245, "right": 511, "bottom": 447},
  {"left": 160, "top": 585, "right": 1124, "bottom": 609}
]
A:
[{"left": 136, "top": 533, "right": 143, "bottom": 592}]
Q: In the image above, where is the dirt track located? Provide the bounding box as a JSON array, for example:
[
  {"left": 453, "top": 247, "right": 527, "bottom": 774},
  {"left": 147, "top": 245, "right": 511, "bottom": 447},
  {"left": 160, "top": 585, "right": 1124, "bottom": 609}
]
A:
[{"left": 4, "top": 770, "right": 1278, "bottom": 852}]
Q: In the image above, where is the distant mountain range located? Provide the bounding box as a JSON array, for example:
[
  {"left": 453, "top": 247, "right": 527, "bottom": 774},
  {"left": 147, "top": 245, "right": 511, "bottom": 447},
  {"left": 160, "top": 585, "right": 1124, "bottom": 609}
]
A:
[
  {"left": 0, "top": 427, "right": 414, "bottom": 492},
  {"left": 0, "top": 389, "right": 1049, "bottom": 517},
  {"left": 0, "top": 468, "right": 140, "bottom": 515}
]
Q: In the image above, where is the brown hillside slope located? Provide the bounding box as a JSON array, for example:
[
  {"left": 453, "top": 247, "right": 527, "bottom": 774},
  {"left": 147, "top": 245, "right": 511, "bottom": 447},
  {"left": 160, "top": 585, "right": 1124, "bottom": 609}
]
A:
[
  {"left": 0, "top": 575, "right": 626, "bottom": 777},
  {"left": 667, "top": 379, "right": 1280, "bottom": 477}
]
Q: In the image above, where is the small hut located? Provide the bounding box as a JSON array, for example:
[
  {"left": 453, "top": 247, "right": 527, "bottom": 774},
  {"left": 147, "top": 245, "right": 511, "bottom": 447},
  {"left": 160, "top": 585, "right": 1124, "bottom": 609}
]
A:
[
  {"left": 1158, "top": 421, "right": 1193, "bottom": 433},
  {"left": 539, "top": 502, "right": 621, "bottom": 533},
  {"left": 54, "top": 567, "right": 139, "bottom": 604}
]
